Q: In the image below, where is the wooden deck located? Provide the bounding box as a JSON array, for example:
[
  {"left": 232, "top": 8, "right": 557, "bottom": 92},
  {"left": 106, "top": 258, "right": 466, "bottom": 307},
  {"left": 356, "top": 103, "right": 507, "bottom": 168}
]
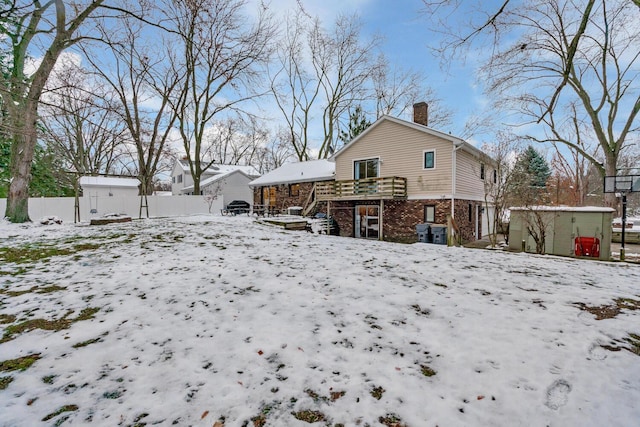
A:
[
  {"left": 257, "top": 216, "right": 308, "bottom": 230},
  {"left": 90, "top": 216, "right": 132, "bottom": 225},
  {"left": 316, "top": 176, "right": 407, "bottom": 201}
]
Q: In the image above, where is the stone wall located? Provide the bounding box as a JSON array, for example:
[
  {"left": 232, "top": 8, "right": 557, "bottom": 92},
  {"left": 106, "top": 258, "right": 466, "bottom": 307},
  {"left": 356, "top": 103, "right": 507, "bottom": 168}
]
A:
[
  {"left": 252, "top": 182, "right": 316, "bottom": 212},
  {"left": 250, "top": 185, "right": 483, "bottom": 243},
  {"left": 327, "top": 198, "right": 482, "bottom": 243},
  {"left": 453, "top": 199, "right": 483, "bottom": 242}
]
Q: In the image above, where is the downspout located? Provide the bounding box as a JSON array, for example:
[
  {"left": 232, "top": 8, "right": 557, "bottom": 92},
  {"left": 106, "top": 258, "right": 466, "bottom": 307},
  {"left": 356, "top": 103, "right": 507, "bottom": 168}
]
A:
[{"left": 451, "top": 141, "right": 464, "bottom": 220}]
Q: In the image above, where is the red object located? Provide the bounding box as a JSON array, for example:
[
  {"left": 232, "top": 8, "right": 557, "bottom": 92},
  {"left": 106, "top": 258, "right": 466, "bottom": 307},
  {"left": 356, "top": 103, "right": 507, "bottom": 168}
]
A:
[{"left": 575, "top": 237, "right": 600, "bottom": 258}]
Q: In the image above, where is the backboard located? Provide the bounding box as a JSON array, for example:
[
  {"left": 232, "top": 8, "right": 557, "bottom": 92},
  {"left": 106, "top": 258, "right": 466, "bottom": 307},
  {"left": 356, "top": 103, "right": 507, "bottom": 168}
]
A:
[{"left": 603, "top": 175, "right": 640, "bottom": 193}]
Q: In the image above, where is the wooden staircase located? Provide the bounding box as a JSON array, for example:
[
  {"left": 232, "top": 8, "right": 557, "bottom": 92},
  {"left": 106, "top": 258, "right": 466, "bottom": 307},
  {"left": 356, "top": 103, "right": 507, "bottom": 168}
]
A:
[{"left": 302, "top": 183, "right": 317, "bottom": 217}]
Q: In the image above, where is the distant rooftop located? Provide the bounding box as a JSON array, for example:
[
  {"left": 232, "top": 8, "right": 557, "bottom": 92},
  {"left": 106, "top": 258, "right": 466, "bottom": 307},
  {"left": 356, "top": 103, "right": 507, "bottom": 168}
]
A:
[
  {"left": 79, "top": 176, "right": 140, "bottom": 188},
  {"left": 181, "top": 169, "right": 251, "bottom": 193},
  {"left": 249, "top": 160, "right": 335, "bottom": 187},
  {"left": 177, "top": 160, "right": 259, "bottom": 177}
]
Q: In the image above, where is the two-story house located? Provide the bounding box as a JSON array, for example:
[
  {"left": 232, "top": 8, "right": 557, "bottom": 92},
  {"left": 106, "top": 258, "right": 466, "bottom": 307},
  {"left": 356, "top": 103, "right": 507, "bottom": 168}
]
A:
[
  {"left": 323, "top": 106, "right": 494, "bottom": 242},
  {"left": 250, "top": 104, "right": 495, "bottom": 243},
  {"left": 171, "top": 159, "right": 260, "bottom": 205}
]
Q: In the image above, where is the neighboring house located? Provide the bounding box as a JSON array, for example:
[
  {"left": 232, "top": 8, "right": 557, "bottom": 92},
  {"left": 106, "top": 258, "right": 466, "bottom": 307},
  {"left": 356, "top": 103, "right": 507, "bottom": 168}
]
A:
[
  {"left": 79, "top": 176, "right": 140, "bottom": 198},
  {"left": 170, "top": 159, "right": 260, "bottom": 195},
  {"left": 181, "top": 169, "right": 255, "bottom": 205},
  {"left": 249, "top": 159, "right": 335, "bottom": 215},
  {"left": 251, "top": 104, "right": 496, "bottom": 243}
]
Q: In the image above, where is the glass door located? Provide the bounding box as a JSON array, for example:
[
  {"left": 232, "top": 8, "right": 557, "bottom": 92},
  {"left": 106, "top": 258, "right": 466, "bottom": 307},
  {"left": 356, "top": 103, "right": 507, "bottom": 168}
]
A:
[{"left": 355, "top": 205, "right": 380, "bottom": 239}]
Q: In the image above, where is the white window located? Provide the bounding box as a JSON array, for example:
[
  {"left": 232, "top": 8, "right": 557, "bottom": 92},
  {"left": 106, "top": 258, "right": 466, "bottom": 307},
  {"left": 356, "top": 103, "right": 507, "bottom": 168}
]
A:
[
  {"left": 354, "top": 158, "right": 379, "bottom": 180},
  {"left": 424, "top": 205, "right": 435, "bottom": 223},
  {"left": 177, "top": 174, "right": 183, "bottom": 183},
  {"left": 423, "top": 150, "right": 435, "bottom": 169}
]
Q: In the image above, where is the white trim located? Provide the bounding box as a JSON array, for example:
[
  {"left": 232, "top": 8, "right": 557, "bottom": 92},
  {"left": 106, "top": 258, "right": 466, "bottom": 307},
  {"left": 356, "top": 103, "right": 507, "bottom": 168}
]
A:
[
  {"left": 408, "top": 193, "right": 486, "bottom": 202},
  {"left": 510, "top": 206, "right": 615, "bottom": 213},
  {"left": 408, "top": 194, "right": 452, "bottom": 200},
  {"left": 249, "top": 159, "right": 334, "bottom": 187},
  {"left": 352, "top": 156, "right": 381, "bottom": 179},
  {"left": 475, "top": 203, "right": 480, "bottom": 239},
  {"left": 424, "top": 205, "right": 436, "bottom": 223},
  {"left": 422, "top": 150, "right": 436, "bottom": 170}
]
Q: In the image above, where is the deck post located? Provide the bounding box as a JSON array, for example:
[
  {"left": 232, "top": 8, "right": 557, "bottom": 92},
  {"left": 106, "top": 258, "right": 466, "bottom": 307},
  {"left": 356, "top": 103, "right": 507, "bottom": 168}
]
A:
[
  {"left": 327, "top": 200, "right": 331, "bottom": 234},
  {"left": 380, "top": 199, "right": 384, "bottom": 240}
]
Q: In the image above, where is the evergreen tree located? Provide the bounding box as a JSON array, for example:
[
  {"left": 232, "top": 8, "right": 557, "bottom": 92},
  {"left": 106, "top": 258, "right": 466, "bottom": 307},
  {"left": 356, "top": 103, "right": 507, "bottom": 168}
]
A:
[
  {"left": 523, "top": 146, "right": 551, "bottom": 188},
  {"left": 507, "top": 146, "right": 553, "bottom": 254},
  {"left": 507, "top": 146, "right": 552, "bottom": 207},
  {"left": 338, "top": 106, "right": 371, "bottom": 145},
  {"left": 0, "top": 140, "right": 74, "bottom": 198}
]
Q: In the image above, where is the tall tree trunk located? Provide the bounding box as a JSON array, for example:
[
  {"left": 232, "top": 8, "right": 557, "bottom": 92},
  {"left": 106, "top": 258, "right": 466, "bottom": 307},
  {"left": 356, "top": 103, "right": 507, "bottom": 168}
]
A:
[
  {"left": 6, "top": 104, "right": 38, "bottom": 222},
  {"left": 3, "top": 0, "right": 105, "bottom": 222},
  {"left": 5, "top": 92, "right": 39, "bottom": 223},
  {"left": 603, "top": 154, "right": 619, "bottom": 211}
]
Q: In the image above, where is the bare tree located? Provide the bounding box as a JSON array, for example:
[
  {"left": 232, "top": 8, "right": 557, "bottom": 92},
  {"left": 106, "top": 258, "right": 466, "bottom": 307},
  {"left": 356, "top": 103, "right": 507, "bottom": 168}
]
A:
[
  {"left": 422, "top": 0, "right": 640, "bottom": 207},
  {"left": 40, "top": 58, "right": 127, "bottom": 178},
  {"left": 549, "top": 145, "right": 597, "bottom": 207},
  {"left": 480, "top": 132, "right": 520, "bottom": 247},
  {"left": 167, "top": 0, "right": 275, "bottom": 195},
  {"left": 269, "top": 10, "right": 322, "bottom": 161},
  {"left": 206, "top": 116, "right": 269, "bottom": 166},
  {"left": 253, "top": 127, "right": 295, "bottom": 174},
  {"left": 1, "top": 0, "right": 107, "bottom": 222},
  {"left": 83, "top": 14, "right": 181, "bottom": 195},
  {"left": 269, "top": 11, "right": 379, "bottom": 160},
  {"left": 371, "top": 53, "right": 451, "bottom": 127},
  {"left": 312, "top": 14, "right": 380, "bottom": 158}
]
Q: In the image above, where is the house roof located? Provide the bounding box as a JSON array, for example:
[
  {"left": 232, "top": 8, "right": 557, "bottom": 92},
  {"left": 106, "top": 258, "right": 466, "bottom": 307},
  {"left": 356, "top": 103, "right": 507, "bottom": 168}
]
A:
[
  {"left": 249, "top": 160, "right": 335, "bottom": 187},
  {"left": 181, "top": 169, "right": 252, "bottom": 193},
  {"left": 330, "top": 115, "right": 488, "bottom": 161},
  {"left": 176, "top": 160, "right": 260, "bottom": 177},
  {"left": 510, "top": 206, "right": 615, "bottom": 213},
  {"left": 79, "top": 176, "right": 140, "bottom": 188}
]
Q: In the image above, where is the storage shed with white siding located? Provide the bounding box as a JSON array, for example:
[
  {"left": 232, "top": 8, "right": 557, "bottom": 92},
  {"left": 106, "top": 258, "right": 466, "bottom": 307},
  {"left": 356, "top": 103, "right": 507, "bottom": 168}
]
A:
[{"left": 79, "top": 176, "right": 140, "bottom": 198}]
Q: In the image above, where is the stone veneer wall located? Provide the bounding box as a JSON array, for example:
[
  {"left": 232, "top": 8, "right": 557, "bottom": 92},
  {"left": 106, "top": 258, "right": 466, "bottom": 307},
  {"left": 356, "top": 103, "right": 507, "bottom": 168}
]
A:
[
  {"left": 382, "top": 199, "right": 451, "bottom": 242},
  {"left": 453, "top": 199, "right": 482, "bottom": 243},
  {"left": 250, "top": 186, "right": 483, "bottom": 243},
  {"left": 327, "top": 199, "right": 481, "bottom": 243},
  {"left": 252, "top": 182, "right": 316, "bottom": 212}
]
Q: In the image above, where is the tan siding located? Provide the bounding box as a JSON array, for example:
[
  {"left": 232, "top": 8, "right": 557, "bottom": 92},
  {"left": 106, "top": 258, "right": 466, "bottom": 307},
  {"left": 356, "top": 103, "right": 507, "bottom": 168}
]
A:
[
  {"left": 455, "top": 149, "right": 485, "bottom": 201},
  {"left": 335, "top": 120, "right": 453, "bottom": 196}
]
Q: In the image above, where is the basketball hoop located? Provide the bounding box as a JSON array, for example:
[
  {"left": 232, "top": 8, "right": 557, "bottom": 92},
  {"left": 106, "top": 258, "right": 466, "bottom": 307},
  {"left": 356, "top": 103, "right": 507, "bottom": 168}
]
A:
[
  {"left": 604, "top": 175, "right": 640, "bottom": 261},
  {"left": 603, "top": 175, "right": 640, "bottom": 194}
]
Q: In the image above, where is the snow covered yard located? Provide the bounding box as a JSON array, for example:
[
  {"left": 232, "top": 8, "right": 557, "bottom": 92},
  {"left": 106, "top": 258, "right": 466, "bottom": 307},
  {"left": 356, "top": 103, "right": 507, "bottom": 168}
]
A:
[{"left": 1, "top": 215, "right": 639, "bottom": 427}]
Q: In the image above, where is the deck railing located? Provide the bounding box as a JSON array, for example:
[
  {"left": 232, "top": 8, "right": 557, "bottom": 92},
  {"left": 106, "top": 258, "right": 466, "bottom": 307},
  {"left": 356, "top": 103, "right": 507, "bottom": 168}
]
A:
[{"left": 316, "top": 176, "right": 407, "bottom": 201}]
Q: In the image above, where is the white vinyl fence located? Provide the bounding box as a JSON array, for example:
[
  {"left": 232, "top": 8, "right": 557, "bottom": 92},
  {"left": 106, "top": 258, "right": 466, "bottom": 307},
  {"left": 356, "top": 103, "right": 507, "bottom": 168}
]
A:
[{"left": 0, "top": 195, "right": 224, "bottom": 223}]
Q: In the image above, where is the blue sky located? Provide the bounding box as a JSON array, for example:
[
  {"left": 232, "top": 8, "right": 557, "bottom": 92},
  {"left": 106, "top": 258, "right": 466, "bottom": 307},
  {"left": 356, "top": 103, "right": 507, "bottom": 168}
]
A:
[{"left": 258, "top": 0, "right": 493, "bottom": 144}]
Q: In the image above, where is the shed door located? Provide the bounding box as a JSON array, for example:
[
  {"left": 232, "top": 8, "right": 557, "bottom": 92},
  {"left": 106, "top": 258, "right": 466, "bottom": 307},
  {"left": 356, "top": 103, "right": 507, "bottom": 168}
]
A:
[{"left": 553, "top": 212, "right": 573, "bottom": 256}]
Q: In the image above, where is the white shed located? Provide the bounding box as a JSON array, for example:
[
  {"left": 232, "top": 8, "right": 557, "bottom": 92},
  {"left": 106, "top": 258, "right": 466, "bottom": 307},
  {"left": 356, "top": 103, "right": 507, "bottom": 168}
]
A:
[{"left": 79, "top": 176, "right": 140, "bottom": 198}]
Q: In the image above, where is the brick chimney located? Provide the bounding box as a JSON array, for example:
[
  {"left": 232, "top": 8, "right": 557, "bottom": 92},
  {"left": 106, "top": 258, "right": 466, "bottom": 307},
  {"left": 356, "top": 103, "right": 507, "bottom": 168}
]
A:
[{"left": 413, "top": 102, "right": 428, "bottom": 126}]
